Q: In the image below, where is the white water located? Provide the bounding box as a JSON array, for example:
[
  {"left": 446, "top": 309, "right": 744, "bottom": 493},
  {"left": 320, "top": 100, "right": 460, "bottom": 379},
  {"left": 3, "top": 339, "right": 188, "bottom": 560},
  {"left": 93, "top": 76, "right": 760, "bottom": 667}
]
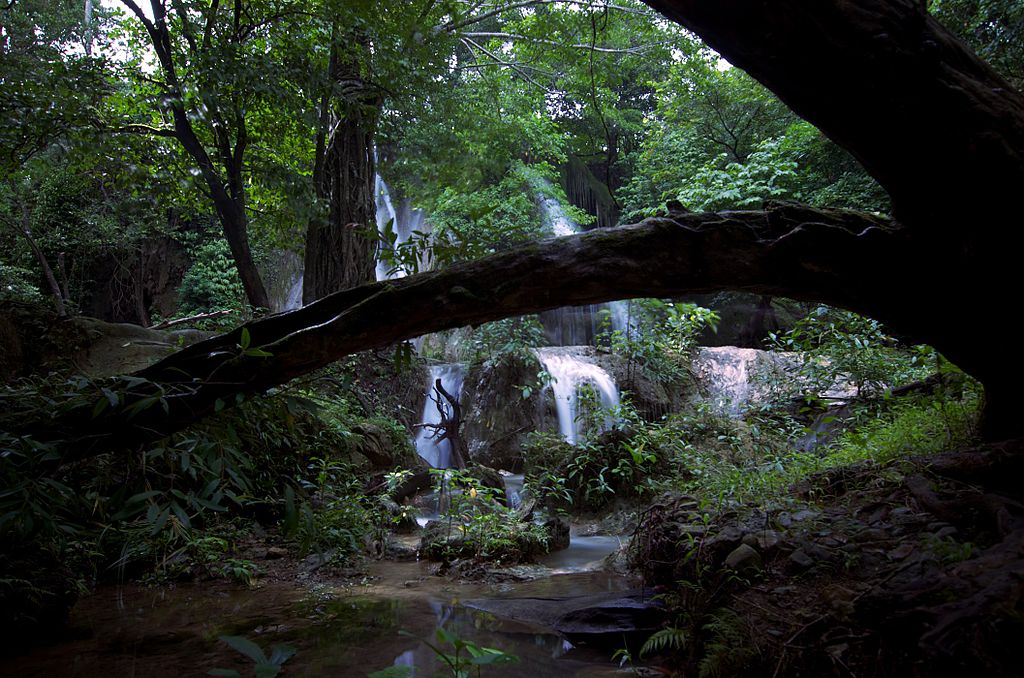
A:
[
  {"left": 535, "top": 348, "right": 620, "bottom": 445},
  {"left": 540, "top": 533, "right": 623, "bottom": 572},
  {"left": 502, "top": 472, "right": 525, "bottom": 510},
  {"left": 536, "top": 181, "right": 630, "bottom": 343},
  {"left": 282, "top": 271, "right": 303, "bottom": 311},
  {"left": 375, "top": 172, "right": 429, "bottom": 281},
  {"left": 413, "top": 364, "right": 466, "bottom": 468},
  {"left": 694, "top": 346, "right": 760, "bottom": 415}
]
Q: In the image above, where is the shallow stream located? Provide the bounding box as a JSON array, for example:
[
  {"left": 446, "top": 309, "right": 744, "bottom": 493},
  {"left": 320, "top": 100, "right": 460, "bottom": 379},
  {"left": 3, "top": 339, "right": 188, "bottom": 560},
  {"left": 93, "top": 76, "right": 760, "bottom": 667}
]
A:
[{"left": 3, "top": 559, "right": 647, "bottom": 677}]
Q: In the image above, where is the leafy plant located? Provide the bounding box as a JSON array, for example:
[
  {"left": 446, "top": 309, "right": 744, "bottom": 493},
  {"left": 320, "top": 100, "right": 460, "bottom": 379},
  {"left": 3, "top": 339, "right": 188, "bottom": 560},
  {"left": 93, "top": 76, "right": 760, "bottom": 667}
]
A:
[
  {"left": 209, "top": 635, "right": 296, "bottom": 678},
  {"left": 404, "top": 626, "right": 519, "bottom": 678}
]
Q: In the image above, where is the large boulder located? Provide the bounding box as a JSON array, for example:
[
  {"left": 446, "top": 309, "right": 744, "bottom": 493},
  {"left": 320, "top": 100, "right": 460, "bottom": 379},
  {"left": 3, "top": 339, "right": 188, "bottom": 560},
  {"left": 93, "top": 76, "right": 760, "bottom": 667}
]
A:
[{"left": 462, "top": 351, "right": 547, "bottom": 471}]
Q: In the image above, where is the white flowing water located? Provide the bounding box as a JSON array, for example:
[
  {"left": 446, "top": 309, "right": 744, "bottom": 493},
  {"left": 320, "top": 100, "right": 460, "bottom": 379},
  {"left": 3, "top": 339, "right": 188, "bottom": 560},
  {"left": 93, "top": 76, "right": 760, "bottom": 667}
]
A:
[
  {"left": 375, "top": 172, "right": 429, "bottom": 281},
  {"left": 413, "top": 364, "right": 466, "bottom": 468},
  {"left": 693, "top": 346, "right": 760, "bottom": 415},
  {"left": 540, "top": 533, "right": 623, "bottom": 572},
  {"left": 536, "top": 181, "right": 630, "bottom": 343},
  {"left": 502, "top": 473, "right": 525, "bottom": 509},
  {"left": 535, "top": 348, "right": 620, "bottom": 445}
]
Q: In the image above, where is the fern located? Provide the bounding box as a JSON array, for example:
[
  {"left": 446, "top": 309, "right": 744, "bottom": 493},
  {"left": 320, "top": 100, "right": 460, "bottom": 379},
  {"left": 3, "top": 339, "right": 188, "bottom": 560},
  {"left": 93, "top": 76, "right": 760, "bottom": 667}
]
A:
[
  {"left": 698, "top": 609, "right": 758, "bottom": 678},
  {"left": 640, "top": 626, "right": 688, "bottom": 657}
]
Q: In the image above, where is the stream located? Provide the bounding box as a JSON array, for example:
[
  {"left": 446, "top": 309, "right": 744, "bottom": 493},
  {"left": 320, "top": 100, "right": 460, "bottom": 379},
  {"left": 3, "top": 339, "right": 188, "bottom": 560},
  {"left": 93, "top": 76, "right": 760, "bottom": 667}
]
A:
[{"left": 3, "top": 556, "right": 647, "bottom": 677}]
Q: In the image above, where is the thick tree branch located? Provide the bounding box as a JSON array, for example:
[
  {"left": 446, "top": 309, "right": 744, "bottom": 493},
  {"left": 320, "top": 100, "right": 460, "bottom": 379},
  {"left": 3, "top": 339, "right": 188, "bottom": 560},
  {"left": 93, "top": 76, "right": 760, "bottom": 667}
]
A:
[{"left": 39, "top": 205, "right": 917, "bottom": 461}]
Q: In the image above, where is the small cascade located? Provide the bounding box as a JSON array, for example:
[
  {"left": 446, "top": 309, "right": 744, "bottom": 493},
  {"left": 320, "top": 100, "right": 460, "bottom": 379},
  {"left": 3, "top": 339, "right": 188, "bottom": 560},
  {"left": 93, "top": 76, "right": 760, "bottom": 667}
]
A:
[
  {"left": 535, "top": 180, "right": 630, "bottom": 345},
  {"left": 502, "top": 472, "right": 525, "bottom": 510},
  {"left": 375, "top": 172, "right": 430, "bottom": 281},
  {"left": 413, "top": 364, "right": 466, "bottom": 468},
  {"left": 539, "top": 532, "right": 623, "bottom": 572},
  {"left": 535, "top": 347, "right": 620, "bottom": 445},
  {"left": 282, "top": 272, "right": 303, "bottom": 311},
  {"left": 693, "top": 346, "right": 759, "bottom": 415}
]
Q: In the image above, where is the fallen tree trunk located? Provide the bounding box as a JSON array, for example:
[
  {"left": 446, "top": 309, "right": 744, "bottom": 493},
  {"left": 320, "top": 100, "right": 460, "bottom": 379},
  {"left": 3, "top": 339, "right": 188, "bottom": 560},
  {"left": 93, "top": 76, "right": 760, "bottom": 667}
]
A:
[{"left": 41, "top": 204, "right": 926, "bottom": 461}]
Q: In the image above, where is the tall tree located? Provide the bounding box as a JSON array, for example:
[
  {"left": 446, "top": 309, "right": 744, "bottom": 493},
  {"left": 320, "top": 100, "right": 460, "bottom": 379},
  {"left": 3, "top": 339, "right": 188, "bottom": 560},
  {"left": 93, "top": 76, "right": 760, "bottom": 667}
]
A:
[{"left": 113, "top": 0, "right": 315, "bottom": 309}]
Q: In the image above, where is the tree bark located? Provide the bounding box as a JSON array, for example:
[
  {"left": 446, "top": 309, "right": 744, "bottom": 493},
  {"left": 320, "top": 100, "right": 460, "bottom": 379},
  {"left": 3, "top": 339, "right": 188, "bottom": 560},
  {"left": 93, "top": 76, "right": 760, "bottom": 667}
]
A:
[
  {"left": 43, "top": 204, "right": 926, "bottom": 461},
  {"left": 303, "top": 33, "right": 380, "bottom": 304},
  {"left": 17, "top": 201, "right": 66, "bottom": 317}
]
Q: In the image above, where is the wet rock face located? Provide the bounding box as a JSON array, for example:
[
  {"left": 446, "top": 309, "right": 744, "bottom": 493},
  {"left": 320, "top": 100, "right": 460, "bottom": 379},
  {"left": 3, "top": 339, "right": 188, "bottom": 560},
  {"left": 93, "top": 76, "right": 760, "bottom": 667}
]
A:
[
  {"left": 351, "top": 422, "right": 419, "bottom": 471},
  {"left": 462, "top": 352, "right": 546, "bottom": 471}
]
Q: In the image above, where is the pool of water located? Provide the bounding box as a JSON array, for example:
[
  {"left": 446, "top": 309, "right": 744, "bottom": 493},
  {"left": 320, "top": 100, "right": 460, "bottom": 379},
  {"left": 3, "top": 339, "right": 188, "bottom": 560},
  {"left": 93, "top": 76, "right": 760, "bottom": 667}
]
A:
[{"left": 1, "top": 562, "right": 645, "bottom": 677}]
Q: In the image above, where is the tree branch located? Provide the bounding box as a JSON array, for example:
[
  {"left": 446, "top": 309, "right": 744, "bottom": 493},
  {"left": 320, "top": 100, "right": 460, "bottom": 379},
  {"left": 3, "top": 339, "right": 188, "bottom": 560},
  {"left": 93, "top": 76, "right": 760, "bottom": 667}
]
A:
[{"left": 36, "top": 204, "right": 921, "bottom": 462}]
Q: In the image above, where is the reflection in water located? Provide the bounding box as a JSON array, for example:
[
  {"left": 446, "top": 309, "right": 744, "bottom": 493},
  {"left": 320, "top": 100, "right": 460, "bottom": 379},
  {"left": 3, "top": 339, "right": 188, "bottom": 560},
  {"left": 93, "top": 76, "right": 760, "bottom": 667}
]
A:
[{"left": 2, "top": 564, "right": 641, "bottom": 678}]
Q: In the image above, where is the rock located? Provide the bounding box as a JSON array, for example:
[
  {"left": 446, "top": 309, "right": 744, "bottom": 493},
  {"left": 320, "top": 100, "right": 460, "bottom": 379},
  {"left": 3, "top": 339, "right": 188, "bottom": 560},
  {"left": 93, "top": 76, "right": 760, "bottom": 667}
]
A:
[
  {"left": 351, "top": 422, "right": 418, "bottom": 471},
  {"left": 386, "top": 537, "right": 420, "bottom": 562},
  {"left": 419, "top": 520, "right": 471, "bottom": 561},
  {"left": 788, "top": 548, "right": 816, "bottom": 571},
  {"left": 724, "top": 543, "right": 762, "bottom": 575},
  {"left": 264, "top": 547, "right": 288, "bottom": 560},
  {"left": 543, "top": 516, "right": 571, "bottom": 551},
  {"left": 742, "top": 529, "right": 781, "bottom": 552},
  {"left": 465, "top": 589, "right": 664, "bottom": 648},
  {"left": 705, "top": 525, "right": 744, "bottom": 561},
  {"left": 791, "top": 508, "right": 821, "bottom": 523},
  {"left": 302, "top": 550, "right": 336, "bottom": 573},
  {"left": 462, "top": 352, "right": 545, "bottom": 471}
]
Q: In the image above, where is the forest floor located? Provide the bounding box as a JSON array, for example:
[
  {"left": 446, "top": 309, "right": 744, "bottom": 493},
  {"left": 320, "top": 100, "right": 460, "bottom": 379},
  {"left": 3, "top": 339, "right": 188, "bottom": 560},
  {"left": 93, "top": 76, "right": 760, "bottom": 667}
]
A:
[{"left": 632, "top": 439, "right": 1024, "bottom": 677}]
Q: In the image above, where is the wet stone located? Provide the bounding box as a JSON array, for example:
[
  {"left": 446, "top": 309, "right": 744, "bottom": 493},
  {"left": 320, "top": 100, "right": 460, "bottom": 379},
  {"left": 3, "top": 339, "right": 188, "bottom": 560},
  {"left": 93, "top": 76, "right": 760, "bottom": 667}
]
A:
[{"left": 742, "top": 529, "right": 781, "bottom": 552}]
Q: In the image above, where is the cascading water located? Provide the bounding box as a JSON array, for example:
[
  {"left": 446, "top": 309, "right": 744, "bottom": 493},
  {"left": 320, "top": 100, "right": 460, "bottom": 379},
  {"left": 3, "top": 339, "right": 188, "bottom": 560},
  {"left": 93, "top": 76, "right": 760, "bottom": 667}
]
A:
[
  {"left": 535, "top": 347, "right": 620, "bottom": 445},
  {"left": 693, "top": 346, "right": 759, "bottom": 415},
  {"left": 535, "top": 180, "right": 629, "bottom": 344},
  {"left": 375, "top": 172, "right": 429, "bottom": 281},
  {"left": 413, "top": 364, "right": 466, "bottom": 468}
]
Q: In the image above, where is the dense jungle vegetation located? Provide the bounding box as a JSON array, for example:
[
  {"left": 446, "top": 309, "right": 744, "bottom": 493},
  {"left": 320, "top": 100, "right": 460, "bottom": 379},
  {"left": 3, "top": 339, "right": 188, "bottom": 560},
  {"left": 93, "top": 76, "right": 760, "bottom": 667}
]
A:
[{"left": 2, "top": 1, "right": 1023, "bottom": 676}]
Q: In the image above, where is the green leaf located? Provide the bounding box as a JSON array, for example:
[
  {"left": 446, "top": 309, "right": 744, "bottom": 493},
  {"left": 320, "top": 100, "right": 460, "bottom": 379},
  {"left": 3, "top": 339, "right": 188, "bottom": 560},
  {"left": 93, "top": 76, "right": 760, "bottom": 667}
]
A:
[
  {"left": 219, "top": 635, "right": 268, "bottom": 664},
  {"left": 240, "top": 328, "right": 252, "bottom": 350},
  {"left": 268, "top": 644, "right": 297, "bottom": 665},
  {"left": 367, "top": 668, "right": 413, "bottom": 678}
]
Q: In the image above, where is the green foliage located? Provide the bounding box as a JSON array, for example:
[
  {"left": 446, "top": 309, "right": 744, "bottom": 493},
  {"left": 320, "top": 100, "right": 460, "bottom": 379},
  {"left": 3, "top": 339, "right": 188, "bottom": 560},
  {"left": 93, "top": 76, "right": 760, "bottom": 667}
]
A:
[
  {"left": 427, "top": 163, "right": 550, "bottom": 265},
  {"left": 426, "top": 469, "right": 548, "bottom": 563},
  {"left": 600, "top": 299, "right": 718, "bottom": 384},
  {"left": 0, "top": 263, "right": 44, "bottom": 304},
  {"left": 387, "top": 626, "right": 519, "bottom": 678},
  {"left": 523, "top": 398, "right": 668, "bottom": 512},
  {"left": 467, "top": 315, "right": 547, "bottom": 365},
  {"left": 641, "top": 626, "right": 688, "bottom": 657},
  {"left": 210, "top": 635, "right": 296, "bottom": 678},
  {"left": 178, "top": 239, "right": 247, "bottom": 316},
  {"left": 698, "top": 609, "right": 758, "bottom": 678},
  {"left": 765, "top": 305, "right": 934, "bottom": 399}
]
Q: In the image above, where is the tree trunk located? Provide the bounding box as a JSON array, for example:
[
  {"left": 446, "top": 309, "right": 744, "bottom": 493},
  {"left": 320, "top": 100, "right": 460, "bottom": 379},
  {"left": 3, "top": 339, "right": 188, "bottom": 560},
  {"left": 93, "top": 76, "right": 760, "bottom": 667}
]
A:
[
  {"left": 40, "top": 204, "right": 932, "bottom": 461},
  {"left": 303, "top": 34, "right": 380, "bottom": 304},
  {"left": 19, "top": 203, "right": 66, "bottom": 317}
]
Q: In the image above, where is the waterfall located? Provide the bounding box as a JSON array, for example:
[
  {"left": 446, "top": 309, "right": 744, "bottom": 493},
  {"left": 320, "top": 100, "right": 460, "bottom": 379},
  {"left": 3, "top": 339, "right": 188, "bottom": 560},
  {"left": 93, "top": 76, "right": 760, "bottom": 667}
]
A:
[
  {"left": 502, "top": 473, "right": 525, "bottom": 509},
  {"left": 693, "top": 346, "right": 759, "bottom": 415},
  {"left": 536, "top": 181, "right": 630, "bottom": 344},
  {"left": 413, "top": 364, "right": 466, "bottom": 468},
  {"left": 375, "top": 172, "right": 430, "bottom": 281},
  {"left": 535, "top": 348, "right": 620, "bottom": 445},
  {"left": 282, "top": 272, "right": 303, "bottom": 311}
]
